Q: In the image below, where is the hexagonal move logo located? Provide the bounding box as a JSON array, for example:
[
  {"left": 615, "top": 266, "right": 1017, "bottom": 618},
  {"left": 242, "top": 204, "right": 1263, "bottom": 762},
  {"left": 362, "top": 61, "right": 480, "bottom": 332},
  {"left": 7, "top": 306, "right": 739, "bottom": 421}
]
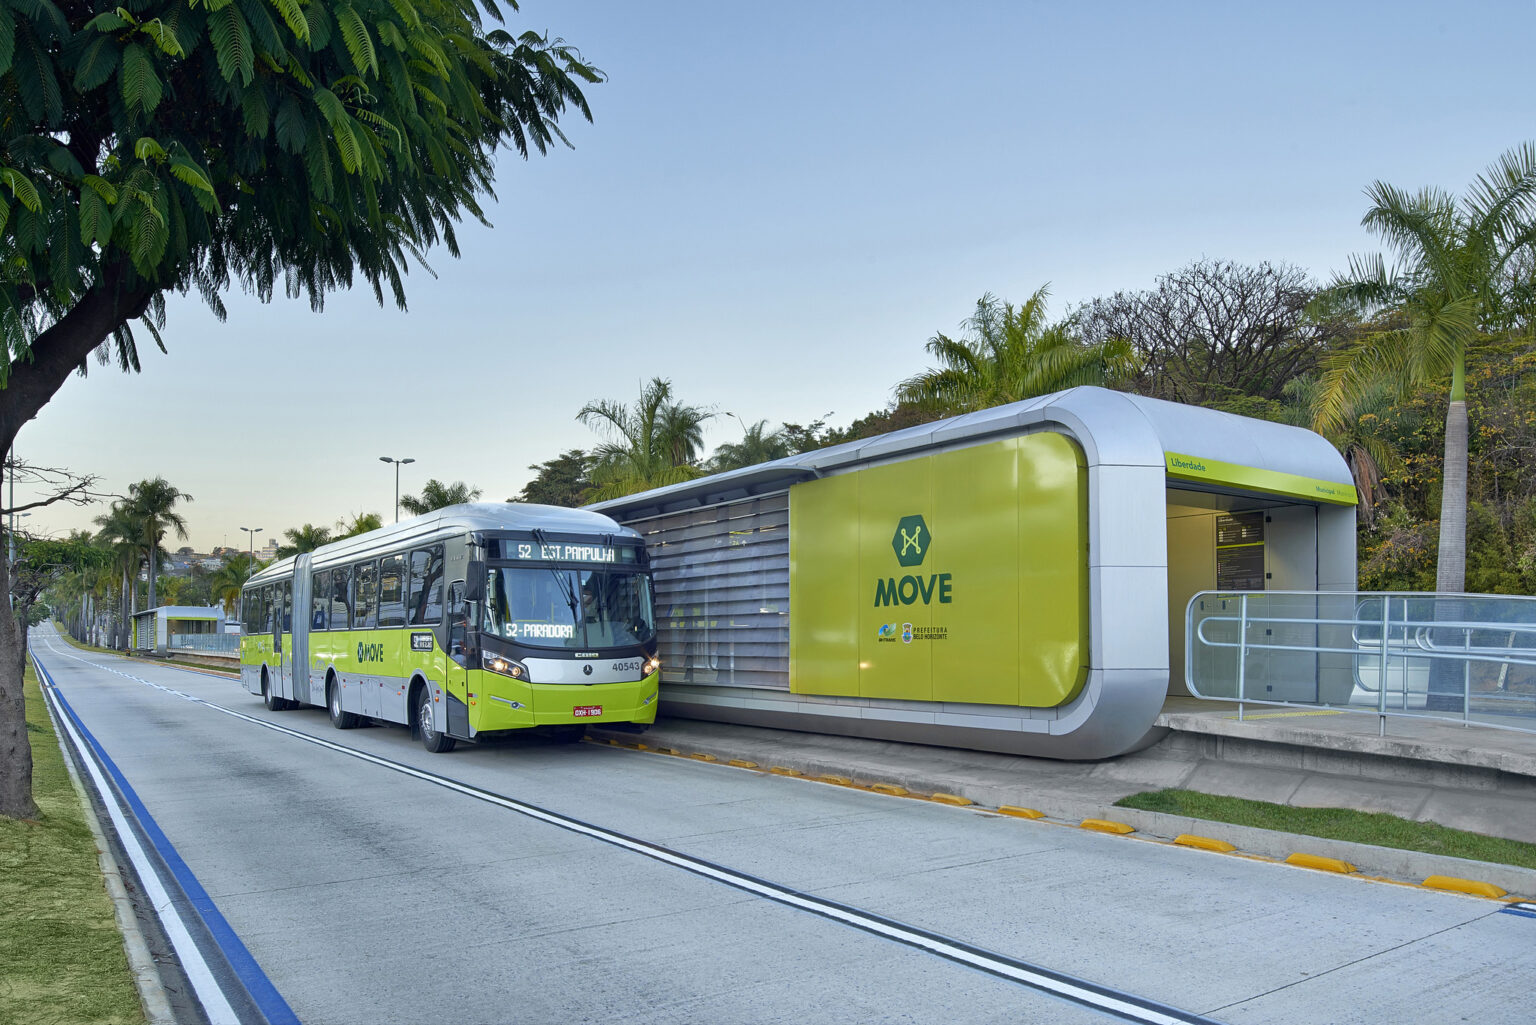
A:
[{"left": 891, "top": 514, "right": 930, "bottom": 567}]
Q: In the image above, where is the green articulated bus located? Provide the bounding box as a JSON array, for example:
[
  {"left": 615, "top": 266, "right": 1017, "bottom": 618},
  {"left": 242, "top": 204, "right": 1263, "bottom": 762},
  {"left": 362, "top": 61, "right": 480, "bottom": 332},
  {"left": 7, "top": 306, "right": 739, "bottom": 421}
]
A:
[{"left": 239, "top": 503, "right": 660, "bottom": 752}]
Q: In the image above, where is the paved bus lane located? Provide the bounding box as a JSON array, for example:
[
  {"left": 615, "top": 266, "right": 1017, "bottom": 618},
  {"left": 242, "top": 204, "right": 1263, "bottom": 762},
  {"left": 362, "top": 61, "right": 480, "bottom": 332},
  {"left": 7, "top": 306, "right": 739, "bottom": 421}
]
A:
[{"left": 34, "top": 628, "right": 1535, "bottom": 1025}]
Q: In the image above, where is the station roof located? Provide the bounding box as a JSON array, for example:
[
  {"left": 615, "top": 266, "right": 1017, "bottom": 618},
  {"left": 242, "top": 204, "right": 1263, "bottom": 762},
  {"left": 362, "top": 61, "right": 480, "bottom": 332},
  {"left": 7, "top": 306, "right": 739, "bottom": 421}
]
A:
[{"left": 587, "top": 386, "right": 1355, "bottom": 520}]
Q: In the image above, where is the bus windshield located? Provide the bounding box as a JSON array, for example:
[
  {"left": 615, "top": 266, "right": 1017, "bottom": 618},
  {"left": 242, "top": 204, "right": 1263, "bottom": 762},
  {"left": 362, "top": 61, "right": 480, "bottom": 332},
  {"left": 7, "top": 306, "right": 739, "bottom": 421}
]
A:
[{"left": 483, "top": 565, "right": 655, "bottom": 650}]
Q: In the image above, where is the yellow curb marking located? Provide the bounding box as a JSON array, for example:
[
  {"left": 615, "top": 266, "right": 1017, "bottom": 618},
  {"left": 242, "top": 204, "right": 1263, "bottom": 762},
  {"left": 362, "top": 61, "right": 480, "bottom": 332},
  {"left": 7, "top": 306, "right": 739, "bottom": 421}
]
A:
[
  {"left": 868, "top": 783, "right": 909, "bottom": 796},
  {"left": 929, "top": 793, "right": 974, "bottom": 807},
  {"left": 996, "top": 806, "right": 1045, "bottom": 820},
  {"left": 1174, "top": 834, "right": 1236, "bottom": 853},
  {"left": 1421, "top": 875, "right": 1507, "bottom": 899},
  {"left": 1080, "top": 819, "right": 1135, "bottom": 835},
  {"left": 727, "top": 759, "right": 759, "bottom": 769},
  {"left": 1284, "top": 853, "right": 1355, "bottom": 874}
]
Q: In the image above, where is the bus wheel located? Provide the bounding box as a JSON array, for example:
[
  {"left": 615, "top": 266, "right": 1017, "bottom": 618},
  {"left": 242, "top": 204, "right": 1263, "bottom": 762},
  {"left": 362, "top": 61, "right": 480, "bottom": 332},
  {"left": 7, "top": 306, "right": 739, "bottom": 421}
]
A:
[
  {"left": 327, "top": 678, "right": 361, "bottom": 730},
  {"left": 417, "top": 691, "right": 456, "bottom": 754},
  {"left": 261, "top": 671, "right": 290, "bottom": 711}
]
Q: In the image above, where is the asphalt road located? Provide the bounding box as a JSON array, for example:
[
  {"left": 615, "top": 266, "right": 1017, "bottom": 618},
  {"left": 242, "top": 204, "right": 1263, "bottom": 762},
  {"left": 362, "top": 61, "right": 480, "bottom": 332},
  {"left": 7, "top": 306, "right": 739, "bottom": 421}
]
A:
[{"left": 33, "top": 627, "right": 1535, "bottom": 1025}]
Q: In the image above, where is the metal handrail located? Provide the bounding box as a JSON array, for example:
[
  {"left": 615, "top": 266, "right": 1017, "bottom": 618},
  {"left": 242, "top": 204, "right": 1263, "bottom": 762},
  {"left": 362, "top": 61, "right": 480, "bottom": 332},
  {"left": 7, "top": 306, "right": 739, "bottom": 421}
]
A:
[{"left": 1185, "top": 590, "right": 1536, "bottom": 736}]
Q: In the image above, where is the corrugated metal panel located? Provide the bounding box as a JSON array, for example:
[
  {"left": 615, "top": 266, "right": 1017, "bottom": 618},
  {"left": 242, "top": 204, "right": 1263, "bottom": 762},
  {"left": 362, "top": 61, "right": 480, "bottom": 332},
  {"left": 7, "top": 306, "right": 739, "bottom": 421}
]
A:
[{"left": 624, "top": 493, "right": 790, "bottom": 690}]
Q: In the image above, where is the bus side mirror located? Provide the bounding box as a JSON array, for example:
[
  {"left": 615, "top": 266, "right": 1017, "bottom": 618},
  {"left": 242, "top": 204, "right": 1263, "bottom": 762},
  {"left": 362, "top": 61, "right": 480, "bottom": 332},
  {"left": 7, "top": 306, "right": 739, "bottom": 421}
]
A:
[{"left": 465, "top": 561, "right": 485, "bottom": 602}]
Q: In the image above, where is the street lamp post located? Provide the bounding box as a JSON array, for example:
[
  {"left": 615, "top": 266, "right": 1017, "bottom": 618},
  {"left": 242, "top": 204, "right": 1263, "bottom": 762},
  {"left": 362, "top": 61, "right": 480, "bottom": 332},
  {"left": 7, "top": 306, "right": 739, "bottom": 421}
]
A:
[
  {"left": 379, "top": 456, "right": 415, "bottom": 522},
  {"left": 240, "top": 526, "right": 262, "bottom": 569}
]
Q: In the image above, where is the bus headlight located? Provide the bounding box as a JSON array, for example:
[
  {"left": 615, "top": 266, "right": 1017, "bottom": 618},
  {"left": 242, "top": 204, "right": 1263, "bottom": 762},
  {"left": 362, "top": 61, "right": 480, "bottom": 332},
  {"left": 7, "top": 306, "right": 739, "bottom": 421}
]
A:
[
  {"left": 643, "top": 656, "right": 661, "bottom": 677},
  {"left": 482, "top": 652, "right": 530, "bottom": 680}
]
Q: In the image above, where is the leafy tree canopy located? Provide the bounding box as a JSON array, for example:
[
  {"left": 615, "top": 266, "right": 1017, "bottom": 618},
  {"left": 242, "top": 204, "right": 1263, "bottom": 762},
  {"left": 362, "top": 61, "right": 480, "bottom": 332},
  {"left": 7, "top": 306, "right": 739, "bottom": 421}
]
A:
[
  {"left": 276, "top": 522, "right": 333, "bottom": 556},
  {"left": 511, "top": 449, "right": 590, "bottom": 507},
  {"left": 0, "top": 0, "right": 601, "bottom": 449},
  {"left": 578, "top": 377, "right": 713, "bottom": 501},
  {"left": 400, "top": 478, "right": 482, "bottom": 515}
]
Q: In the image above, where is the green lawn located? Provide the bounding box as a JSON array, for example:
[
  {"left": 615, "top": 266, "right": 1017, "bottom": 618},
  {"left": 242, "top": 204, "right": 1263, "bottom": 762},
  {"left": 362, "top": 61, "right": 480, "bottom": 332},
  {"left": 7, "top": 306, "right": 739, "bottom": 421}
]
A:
[
  {"left": 1115, "top": 788, "right": 1536, "bottom": 871},
  {"left": 0, "top": 663, "right": 145, "bottom": 1025}
]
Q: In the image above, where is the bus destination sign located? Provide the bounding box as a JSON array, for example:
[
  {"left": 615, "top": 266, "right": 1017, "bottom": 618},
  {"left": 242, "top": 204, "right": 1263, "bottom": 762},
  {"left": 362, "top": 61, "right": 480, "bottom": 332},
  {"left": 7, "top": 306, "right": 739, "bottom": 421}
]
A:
[{"left": 501, "top": 540, "right": 636, "bottom": 564}]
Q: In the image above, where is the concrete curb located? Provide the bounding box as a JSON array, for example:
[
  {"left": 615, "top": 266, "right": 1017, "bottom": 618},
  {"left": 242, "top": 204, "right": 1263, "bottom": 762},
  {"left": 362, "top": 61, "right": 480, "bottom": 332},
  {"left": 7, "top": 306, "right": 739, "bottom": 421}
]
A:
[{"left": 43, "top": 683, "right": 177, "bottom": 1025}]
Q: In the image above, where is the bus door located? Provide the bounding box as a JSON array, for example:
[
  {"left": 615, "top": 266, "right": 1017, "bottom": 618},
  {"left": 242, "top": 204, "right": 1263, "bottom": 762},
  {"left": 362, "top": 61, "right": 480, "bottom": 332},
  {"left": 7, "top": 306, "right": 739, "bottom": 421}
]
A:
[
  {"left": 274, "top": 580, "right": 292, "bottom": 699},
  {"left": 446, "top": 581, "right": 473, "bottom": 736}
]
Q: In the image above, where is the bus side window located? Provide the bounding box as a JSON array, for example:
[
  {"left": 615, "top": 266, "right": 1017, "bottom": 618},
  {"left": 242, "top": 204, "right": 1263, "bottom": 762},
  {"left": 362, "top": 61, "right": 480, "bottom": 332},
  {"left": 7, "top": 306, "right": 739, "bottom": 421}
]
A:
[
  {"left": 408, "top": 546, "right": 445, "bottom": 626},
  {"left": 312, "top": 570, "right": 331, "bottom": 630},
  {"left": 448, "top": 581, "right": 467, "bottom": 663},
  {"left": 281, "top": 582, "right": 292, "bottom": 632},
  {"left": 355, "top": 561, "right": 379, "bottom": 630},
  {"left": 378, "top": 554, "right": 406, "bottom": 628},
  {"left": 331, "top": 566, "right": 352, "bottom": 630}
]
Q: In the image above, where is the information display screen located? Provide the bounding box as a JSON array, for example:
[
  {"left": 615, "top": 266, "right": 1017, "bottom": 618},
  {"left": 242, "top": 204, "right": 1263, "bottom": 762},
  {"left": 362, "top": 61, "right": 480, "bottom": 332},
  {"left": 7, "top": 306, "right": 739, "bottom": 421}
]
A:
[
  {"left": 494, "top": 539, "right": 642, "bottom": 565},
  {"left": 1215, "top": 512, "right": 1266, "bottom": 591}
]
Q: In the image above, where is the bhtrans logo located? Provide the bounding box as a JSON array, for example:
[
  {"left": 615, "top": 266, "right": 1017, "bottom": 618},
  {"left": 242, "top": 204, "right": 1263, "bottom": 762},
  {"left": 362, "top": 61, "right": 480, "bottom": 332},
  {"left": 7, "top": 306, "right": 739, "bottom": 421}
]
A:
[{"left": 874, "top": 514, "right": 953, "bottom": 608}]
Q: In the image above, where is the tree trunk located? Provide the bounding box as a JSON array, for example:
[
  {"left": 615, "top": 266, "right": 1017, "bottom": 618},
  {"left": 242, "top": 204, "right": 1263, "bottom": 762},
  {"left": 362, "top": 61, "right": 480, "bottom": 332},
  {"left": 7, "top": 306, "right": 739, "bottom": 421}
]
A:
[
  {"left": 1427, "top": 395, "right": 1470, "bottom": 712},
  {"left": 0, "top": 553, "right": 37, "bottom": 819},
  {"left": 0, "top": 260, "right": 158, "bottom": 820}
]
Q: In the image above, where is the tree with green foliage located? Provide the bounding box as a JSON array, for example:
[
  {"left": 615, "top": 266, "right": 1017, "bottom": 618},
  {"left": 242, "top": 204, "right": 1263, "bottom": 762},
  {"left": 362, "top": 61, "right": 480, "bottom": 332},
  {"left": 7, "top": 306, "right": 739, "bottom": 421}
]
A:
[
  {"left": 710, "top": 419, "right": 791, "bottom": 471},
  {"left": 276, "top": 523, "right": 333, "bottom": 557},
  {"left": 897, "top": 287, "right": 1135, "bottom": 415},
  {"left": 511, "top": 450, "right": 591, "bottom": 506},
  {"left": 400, "top": 479, "right": 482, "bottom": 515},
  {"left": 0, "top": 0, "right": 601, "bottom": 817},
  {"left": 125, "top": 477, "right": 191, "bottom": 611},
  {"left": 93, "top": 499, "right": 141, "bottom": 648},
  {"left": 1316, "top": 143, "right": 1536, "bottom": 595},
  {"left": 211, "top": 552, "right": 259, "bottom": 616},
  {"left": 578, "top": 378, "right": 714, "bottom": 501},
  {"left": 335, "top": 511, "right": 384, "bottom": 539}
]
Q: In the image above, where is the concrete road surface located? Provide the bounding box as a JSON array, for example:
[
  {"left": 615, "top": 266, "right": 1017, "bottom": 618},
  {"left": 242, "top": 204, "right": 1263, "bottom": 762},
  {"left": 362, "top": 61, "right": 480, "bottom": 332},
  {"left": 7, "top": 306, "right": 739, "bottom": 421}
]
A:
[{"left": 32, "top": 628, "right": 1534, "bottom": 1025}]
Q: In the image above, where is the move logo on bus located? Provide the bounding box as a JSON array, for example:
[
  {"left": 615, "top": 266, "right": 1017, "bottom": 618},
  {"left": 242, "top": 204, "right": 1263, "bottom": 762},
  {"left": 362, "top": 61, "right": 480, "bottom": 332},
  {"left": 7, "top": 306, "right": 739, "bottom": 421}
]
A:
[
  {"left": 875, "top": 514, "right": 953, "bottom": 608},
  {"left": 357, "top": 642, "right": 385, "bottom": 663}
]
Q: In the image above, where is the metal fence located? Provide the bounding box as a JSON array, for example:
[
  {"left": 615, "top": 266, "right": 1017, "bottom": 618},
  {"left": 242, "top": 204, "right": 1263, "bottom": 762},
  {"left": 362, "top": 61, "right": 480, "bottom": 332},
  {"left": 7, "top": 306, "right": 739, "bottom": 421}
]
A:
[
  {"left": 169, "top": 633, "right": 241, "bottom": 655},
  {"left": 1186, "top": 590, "right": 1536, "bottom": 735}
]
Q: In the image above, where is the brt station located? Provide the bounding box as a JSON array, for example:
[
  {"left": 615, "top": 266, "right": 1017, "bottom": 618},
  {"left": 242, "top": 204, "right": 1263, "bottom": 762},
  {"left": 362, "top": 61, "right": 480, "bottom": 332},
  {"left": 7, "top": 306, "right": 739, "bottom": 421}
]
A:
[{"left": 591, "top": 386, "right": 1364, "bottom": 760}]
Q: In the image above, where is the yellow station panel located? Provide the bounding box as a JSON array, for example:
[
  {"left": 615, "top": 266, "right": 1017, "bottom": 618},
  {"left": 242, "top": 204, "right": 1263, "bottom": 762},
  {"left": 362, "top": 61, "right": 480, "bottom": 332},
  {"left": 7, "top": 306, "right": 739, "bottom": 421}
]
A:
[{"left": 789, "top": 432, "right": 1088, "bottom": 708}]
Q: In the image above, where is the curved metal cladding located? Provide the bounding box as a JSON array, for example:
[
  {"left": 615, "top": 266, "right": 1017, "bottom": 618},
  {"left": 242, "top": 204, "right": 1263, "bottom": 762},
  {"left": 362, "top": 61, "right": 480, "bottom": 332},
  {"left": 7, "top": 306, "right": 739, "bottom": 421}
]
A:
[{"left": 590, "top": 387, "right": 1354, "bottom": 760}]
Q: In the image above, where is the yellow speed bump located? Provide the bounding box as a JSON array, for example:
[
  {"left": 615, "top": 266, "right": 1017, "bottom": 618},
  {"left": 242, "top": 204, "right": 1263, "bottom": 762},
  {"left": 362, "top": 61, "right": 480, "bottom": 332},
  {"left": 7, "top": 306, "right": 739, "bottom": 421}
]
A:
[
  {"left": 768, "top": 766, "right": 804, "bottom": 777},
  {"left": 1080, "top": 818, "right": 1135, "bottom": 835},
  {"left": 1421, "top": 876, "right": 1508, "bottom": 899},
  {"left": 688, "top": 753, "right": 718, "bottom": 762},
  {"left": 929, "top": 793, "right": 974, "bottom": 806},
  {"left": 996, "top": 806, "right": 1045, "bottom": 820},
  {"left": 816, "top": 774, "right": 854, "bottom": 786},
  {"left": 868, "top": 783, "right": 909, "bottom": 796},
  {"left": 727, "top": 759, "right": 759, "bottom": 769},
  {"left": 653, "top": 747, "right": 681, "bottom": 756},
  {"left": 1174, "top": 834, "right": 1236, "bottom": 853},
  {"left": 1284, "top": 853, "right": 1355, "bottom": 874}
]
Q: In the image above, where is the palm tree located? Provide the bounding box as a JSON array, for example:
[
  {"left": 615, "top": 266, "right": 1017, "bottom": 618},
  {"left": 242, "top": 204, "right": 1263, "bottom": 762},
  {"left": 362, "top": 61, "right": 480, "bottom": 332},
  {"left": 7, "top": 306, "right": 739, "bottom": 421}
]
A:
[
  {"left": 399, "top": 480, "right": 483, "bottom": 516},
  {"left": 1284, "top": 377, "right": 1400, "bottom": 528},
  {"left": 125, "top": 478, "right": 192, "bottom": 612},
  {"left": 94, "top": 501, "right": 142, "bottom": 649},
  {"left": 335, "top": 512, "right": 385, "bottom": 539},
  {"left": 896, "top": 286, "right": 1135, "bottom": 414},
  {"left": 711, "top": 419, "right": 792, "bottom": 471},
  {"left": 212, "top": 553, "right": 259, "bottom": 617},
  {"left": 1317, "top": 143, "right": 1536, "bottom": 594},
  {"left": 276, "top": 524, "right": 334, "bottom": 558},
  {"left": 578, "top": 378, "right": 715, "bottom": 501}
]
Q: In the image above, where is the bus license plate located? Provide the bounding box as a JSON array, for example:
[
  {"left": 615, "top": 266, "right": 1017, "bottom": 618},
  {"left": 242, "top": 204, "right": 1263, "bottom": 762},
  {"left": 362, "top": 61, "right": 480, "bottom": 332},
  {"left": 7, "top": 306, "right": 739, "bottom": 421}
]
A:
[{"left": 573, "top": 705, "right": 603, "bottom": 718}]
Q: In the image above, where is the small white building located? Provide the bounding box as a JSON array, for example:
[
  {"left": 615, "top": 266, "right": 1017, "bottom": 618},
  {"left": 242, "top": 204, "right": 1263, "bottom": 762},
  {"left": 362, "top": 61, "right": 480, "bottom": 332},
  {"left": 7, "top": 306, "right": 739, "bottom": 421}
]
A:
[{"left": 130, "top": 605, "right": 232, "bottom": 655}]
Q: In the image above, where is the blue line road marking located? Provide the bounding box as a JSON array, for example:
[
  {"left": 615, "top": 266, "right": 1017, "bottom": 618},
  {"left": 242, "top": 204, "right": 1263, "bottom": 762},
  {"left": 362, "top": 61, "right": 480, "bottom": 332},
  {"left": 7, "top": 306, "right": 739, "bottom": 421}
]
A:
[{"left": 35, "top": 652, "right": 300, "bottom": 1025}]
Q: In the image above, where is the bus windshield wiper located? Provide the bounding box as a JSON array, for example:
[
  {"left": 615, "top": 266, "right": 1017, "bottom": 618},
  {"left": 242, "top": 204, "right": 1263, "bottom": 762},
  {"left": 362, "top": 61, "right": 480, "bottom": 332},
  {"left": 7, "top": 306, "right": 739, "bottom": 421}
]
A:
[{"left": 533, "top": 529, "right": 586, "bottom": 647}]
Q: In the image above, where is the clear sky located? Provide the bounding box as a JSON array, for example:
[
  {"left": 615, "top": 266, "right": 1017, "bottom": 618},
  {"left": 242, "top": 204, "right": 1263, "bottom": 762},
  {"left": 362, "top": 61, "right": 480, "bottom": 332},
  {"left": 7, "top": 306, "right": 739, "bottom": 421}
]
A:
[{"left": 18, "top": 0, "right": 1536, "bottom": 553}]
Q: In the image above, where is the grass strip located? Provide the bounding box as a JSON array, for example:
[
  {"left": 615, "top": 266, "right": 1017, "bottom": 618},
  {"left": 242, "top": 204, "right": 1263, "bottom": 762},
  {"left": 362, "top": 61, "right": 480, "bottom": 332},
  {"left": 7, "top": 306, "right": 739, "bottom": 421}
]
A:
[
  {"left": 0, "top": 662, "right": 146, "bottom": 1025},
  {"left": 1115, "top": 788, "right": 1536, "bottom": 870}
]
